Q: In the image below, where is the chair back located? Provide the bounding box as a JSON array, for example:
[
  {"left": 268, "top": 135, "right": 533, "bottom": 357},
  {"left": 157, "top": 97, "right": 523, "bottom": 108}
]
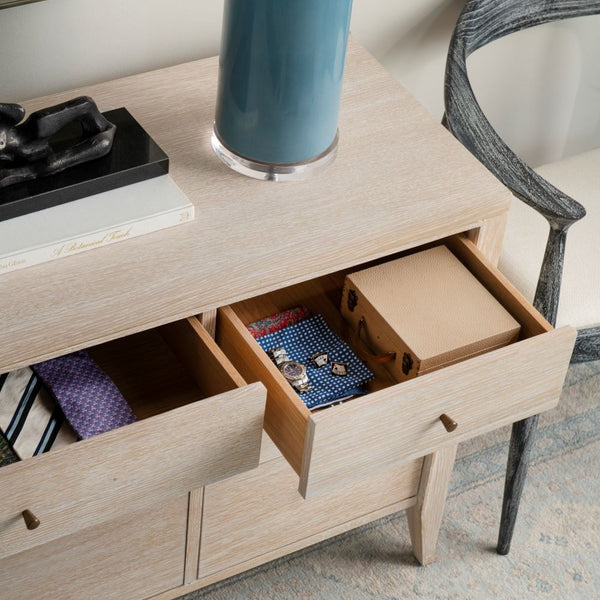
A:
[{"left": 444, "top": 0, "right": 600, "bottom": 223}]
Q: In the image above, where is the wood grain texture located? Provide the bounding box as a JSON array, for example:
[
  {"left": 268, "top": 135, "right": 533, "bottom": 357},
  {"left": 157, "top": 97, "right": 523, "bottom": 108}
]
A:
[
  {"left": 198, "top": 454, "right": 422, "bottom": 577},
  {"left": 217, "top": 305, "right": 309, "bottom": 474},
  {"left": 407, "top": 445, "right": 458, "bottom": 565},
  {"left": 199, "top": 310, "right": 218, "bottom": 339},
  {"left": 88, "top": 325, "right": 208, "bottom": 420},
  {"left": 160, "top": 317, "right": 248, "bottom": 397},
  {"left": 573, "top": 325, "right": 600, "bottom": 363},
  {"left": 468, "top": 213, "right": 508, "bottom": 266},
  {"left": 0, "top": 495, "right": 187, "bottom": 600},
  {"left": 184, "top": 488, "right": 204, "bottom": 584},
  {"left": 149, "top": 495, "right": 416, "bottom": 600},
  {"left": 0, "top": 383, "right": 265, "bottom": 559},
  {"left": 446, "top": 236, "right": 551, "bottom": 339},
  {"left": 217, "top": 235, "right": 576, "bottom": 498},
  {"left": 301, "top": 326, "right": 574, "bottom": 498},
  {"left": 258, "top": 430, "right": 286, "bottom": 464},
  {"left": 0, "top": 38, "right": 511, "bottom": 374},
  {"left": 445, "top": 0, "right": 593, "bottom": 224},
  {"left": 0, "top": 34, "right": 549, "bottom": 597},
  {"left": 445, "top": 3, "right": 600, "bottom": 555},
  {"left": 496, "top": 415, "right": 540, "bottom": 555}
]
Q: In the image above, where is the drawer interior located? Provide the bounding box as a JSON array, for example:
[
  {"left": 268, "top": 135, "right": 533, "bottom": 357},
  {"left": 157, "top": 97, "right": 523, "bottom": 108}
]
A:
[
  {"left": 89, "top": 318, "right": 246, "bottom": 421},
  {"left": 223, "top": 269, "right": 400, "bottom": 396},
  {"left": 0, "top": 318, "right": 246, "bottom": 466},
  {"left": 0, "top": 317, "right": 265, "bottom": 559},
  {"left": 217, "top": 234, "right": 555, "bottom": 477},
  {"left": 222, "top": 234, "right": 551, "bottom": 403}
]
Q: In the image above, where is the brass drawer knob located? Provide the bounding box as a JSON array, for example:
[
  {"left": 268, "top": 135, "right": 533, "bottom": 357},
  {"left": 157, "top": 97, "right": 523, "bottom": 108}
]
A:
[
  {"left": 22, "top": 510, "right": 40, "bottom": 530},
  {"left": 439, "top": 413, "right": 458, "bottom": 432}
]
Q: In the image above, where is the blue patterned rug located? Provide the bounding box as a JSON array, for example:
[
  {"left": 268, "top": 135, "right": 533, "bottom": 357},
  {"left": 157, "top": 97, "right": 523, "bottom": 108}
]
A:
[{"left": 181, "top": 360, "right": 600, "bottom": 600}]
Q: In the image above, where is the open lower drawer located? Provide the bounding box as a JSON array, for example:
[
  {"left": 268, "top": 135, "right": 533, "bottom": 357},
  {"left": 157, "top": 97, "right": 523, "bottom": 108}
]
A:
[
  {"left": 217, "top": 235, "right": 576, "bottom": 499},
  {"left": 0, "top": 318, "right": 266, "bottom": 558}
]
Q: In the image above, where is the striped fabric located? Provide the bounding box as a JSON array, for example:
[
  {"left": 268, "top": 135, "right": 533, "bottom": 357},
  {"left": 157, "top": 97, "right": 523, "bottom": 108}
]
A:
[{"left": 0, "top": 367, "right": 78, "bottom": 460}]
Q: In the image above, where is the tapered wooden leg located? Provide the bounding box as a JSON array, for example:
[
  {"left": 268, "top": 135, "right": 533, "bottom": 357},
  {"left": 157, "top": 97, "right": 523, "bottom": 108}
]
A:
[
  {"left": 407, "top": 444, "right": 457, "bottom": 565},
  {"left": 497, "top": 415, "right": 539, "bottom": 555}
]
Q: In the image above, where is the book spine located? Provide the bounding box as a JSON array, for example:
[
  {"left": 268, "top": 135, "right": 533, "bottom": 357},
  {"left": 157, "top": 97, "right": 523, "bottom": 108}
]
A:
[{"left": 0, "top": 206, "right": 194, "bottom": 275}]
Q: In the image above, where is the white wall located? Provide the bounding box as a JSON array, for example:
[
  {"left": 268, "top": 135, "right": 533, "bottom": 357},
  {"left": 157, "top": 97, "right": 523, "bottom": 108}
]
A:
[
  {"left": 2, "top": 0, "right": 599, "bottom": 166},
  {"left": 352, "top": 0, "right": 600, "bottom": 167},
  {"left": 0, "top": 0, "right": 224, "bottom": 101}
]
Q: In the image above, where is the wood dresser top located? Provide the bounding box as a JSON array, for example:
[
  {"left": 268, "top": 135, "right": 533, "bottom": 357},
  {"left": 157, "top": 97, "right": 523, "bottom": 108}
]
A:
[{"left": 0, "top": 39, "right": 510, "bottom": 372}]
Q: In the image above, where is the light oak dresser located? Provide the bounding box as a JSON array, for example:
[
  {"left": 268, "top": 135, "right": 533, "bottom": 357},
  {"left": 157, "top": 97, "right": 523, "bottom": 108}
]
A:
[{"left": 0, "top": 40, "right": 576, "bottom": 599}]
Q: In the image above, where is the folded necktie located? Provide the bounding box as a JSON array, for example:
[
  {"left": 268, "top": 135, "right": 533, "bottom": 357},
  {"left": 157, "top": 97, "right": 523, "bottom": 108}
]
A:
[
  {"left": 0, "top": 367, "right": 78, "bottom": 460},
  {"left": 256, "top": 314, "right": 374, "bottom": 410},
  {"left": 32, "top": 351, "right": 136, "bottom": 439}
]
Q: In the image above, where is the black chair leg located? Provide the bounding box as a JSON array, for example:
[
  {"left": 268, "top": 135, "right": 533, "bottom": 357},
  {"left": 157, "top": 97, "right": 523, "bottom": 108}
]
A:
[{"left": 497, "top": 414, "right": 539, "bottom": 555}]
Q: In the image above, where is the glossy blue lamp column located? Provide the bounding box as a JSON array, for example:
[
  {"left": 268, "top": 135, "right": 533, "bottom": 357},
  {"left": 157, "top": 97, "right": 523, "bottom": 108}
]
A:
[{"left": 212, "top": 0, "right": 353, "bottom": 181}]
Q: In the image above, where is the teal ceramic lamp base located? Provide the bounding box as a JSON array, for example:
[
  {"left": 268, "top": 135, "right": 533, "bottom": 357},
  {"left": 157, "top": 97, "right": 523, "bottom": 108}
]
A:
[
  {"left": 213, "top": 0, "right": 352, "bottom": 182},
  {"left": 211, "top": 127, "right": 338, "bottom": 182}
]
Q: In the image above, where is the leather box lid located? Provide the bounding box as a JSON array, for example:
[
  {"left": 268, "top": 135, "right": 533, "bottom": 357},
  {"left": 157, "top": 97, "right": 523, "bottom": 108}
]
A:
[{"left": 344, "top": 245, "right": 521, "bottom": 371}]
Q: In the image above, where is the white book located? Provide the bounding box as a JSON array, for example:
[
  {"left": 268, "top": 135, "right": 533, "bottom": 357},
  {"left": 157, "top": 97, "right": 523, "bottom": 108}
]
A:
[{"left": 0, "top": 175, "right": 194, "bottom": 275}]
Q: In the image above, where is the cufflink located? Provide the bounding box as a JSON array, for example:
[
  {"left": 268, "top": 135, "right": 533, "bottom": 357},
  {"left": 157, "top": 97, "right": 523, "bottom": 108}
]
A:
[
  {"left": 310, "top": 351, "right": 329, "bottom": 368},
  {"left": 331, "top": 361, "right": 348, "bottom": 376}
]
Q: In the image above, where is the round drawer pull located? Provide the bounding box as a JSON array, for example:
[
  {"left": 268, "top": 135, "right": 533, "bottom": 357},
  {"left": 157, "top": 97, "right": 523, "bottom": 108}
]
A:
[
  {"left": 439, "top": 413, "right": 458, "bottom": 432},
  {"left": 22, "top": 510, "right": 40, "bottom": 530}
]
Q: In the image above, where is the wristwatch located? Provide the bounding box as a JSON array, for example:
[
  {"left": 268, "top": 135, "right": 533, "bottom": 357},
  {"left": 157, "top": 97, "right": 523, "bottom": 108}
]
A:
[{"left": 267, "top": 347, "right": 312, "bottom": 393}]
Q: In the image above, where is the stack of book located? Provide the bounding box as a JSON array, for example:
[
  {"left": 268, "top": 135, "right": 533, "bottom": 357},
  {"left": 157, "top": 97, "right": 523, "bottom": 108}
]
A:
[
  {"left": 0, "top": 175, "right": 194, "bottom": 274},
  {"left": 0, "top": 107, "right": 194, "bottom": 274}
]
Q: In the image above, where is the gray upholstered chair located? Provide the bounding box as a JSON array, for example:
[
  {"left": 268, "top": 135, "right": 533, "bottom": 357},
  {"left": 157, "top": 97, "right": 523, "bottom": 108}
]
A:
[{"left": 444, "top": 0, "right": 600, "bottom": 555}]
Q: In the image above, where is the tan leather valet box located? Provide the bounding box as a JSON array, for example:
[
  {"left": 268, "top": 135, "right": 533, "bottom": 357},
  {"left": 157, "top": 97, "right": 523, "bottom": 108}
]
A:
[{"left": 340, "top": 245, "right": 521, "bottom": 381}]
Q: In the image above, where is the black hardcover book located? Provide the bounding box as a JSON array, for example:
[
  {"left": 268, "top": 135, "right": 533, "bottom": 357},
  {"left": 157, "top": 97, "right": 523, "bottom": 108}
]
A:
[{"left": 0, "top": 108, "right": 169, "bottom": 222}]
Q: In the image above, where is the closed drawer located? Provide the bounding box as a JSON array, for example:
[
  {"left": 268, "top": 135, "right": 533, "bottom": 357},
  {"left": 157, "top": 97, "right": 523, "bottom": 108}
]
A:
[
  {"left": 0, "top": 317, "right": 266, "bottom": 558},
  {"left": 199, "top": 440, "right": 422, "bottom": 578},
  {"left": 0, "top": 494, "right": 188, "bottom": 600},
  {"left": 217, "top": 235, "right": 576, "bottom": 499}
]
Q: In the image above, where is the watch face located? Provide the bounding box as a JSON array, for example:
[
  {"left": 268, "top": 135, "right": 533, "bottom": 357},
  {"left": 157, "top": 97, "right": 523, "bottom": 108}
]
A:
[{"left": 281, "top": 361, "right": 305, "bottom": 381}]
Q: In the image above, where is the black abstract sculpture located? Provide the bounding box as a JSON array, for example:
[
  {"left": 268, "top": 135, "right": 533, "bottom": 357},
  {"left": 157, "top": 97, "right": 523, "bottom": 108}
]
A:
[{"left": 0, "top": 96, "right": 116, "bottom": 189}]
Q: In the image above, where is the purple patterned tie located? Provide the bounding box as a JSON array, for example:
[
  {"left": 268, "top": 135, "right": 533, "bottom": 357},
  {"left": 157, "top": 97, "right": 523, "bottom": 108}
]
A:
[{"left": 32, "top": 351, "right": 136, "bottom": 439}]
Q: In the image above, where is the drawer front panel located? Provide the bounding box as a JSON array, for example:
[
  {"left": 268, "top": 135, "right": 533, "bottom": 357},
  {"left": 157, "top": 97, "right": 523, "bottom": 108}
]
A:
[
  {"left": 218, "top": 236, "right": 576, "bottom": 499},
  {"left": 0, "top": 318, "right": 266, "bottom": 559},
  {"left": 199, "top": 454, "right": 422, "bottom": 577},
  {"left": 0, "top": 383, "right": 264, "bottom": 559},
  {"left": 0, "top": 495, "right": 187, "bottom": 600},
  {"left": 301, "top": 326, "right": 575, "bottom": 497},
  {"left": 0, "top": 318, "right": 266, "bottom": 557}
]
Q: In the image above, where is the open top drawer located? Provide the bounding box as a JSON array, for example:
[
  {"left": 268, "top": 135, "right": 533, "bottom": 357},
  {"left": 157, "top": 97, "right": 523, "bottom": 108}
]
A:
[
  {"left": 217, "top": 235, "right": 576, "bottom": 498},
  {"left": 0, "top": 317, "right": 266, "bottom": 558}
]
